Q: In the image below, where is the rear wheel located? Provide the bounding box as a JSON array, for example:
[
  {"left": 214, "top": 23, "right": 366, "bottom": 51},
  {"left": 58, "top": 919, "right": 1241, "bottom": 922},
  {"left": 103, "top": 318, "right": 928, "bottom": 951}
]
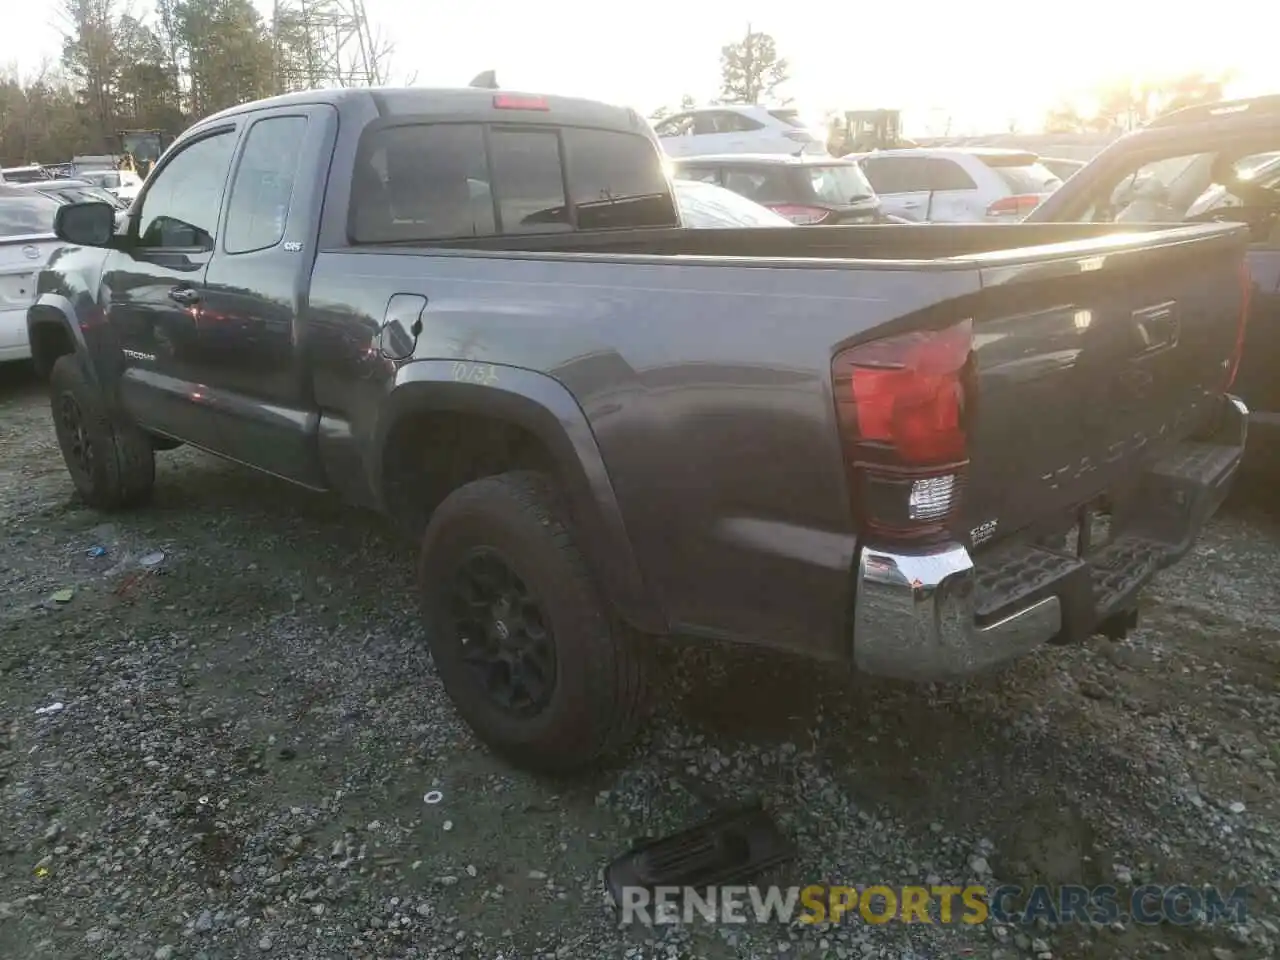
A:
[
  {"left": 417, "top": 471, "right": 652, "bottom": 772},
  {"left": 49, "top": 355, "right": 155, "bottom": 510}
]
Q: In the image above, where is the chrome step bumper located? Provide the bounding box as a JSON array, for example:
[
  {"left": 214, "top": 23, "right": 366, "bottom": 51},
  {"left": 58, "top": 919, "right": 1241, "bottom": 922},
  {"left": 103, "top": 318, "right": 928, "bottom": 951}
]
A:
[{"left": 851, "top": 396, "right": 1247, "bottom": 681}]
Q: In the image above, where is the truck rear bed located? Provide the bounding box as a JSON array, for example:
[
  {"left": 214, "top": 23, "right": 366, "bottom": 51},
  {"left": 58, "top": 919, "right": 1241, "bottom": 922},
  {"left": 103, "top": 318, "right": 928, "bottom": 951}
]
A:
[{"left": 338, "top": 220, "right": 1250, "bottom": 666}]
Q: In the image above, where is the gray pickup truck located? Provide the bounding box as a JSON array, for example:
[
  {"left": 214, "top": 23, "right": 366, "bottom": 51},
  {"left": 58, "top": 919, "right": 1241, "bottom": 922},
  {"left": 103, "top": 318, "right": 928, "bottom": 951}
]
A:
[{"left": 29, "top": 87, "right": 1249, "bottom": 771}]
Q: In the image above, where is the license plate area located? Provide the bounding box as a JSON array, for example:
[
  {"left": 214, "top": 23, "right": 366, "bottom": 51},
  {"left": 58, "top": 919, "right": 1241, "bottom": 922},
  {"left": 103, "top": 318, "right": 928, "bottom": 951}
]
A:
[
  {"left": 1033, "top": 497, "right": 1113, "bottom": 558},
  {"left": 1062, "top": 499, "right": 1113, "bottom": 558}
]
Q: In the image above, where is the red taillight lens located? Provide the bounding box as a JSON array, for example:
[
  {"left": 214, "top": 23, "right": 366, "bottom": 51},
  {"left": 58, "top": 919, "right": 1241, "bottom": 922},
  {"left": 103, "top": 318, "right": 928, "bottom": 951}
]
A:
[
  {"left": 493, "top": 94, "right": 549, "bottom": 111},
  {"left": 1226, "top": 260, "right": 1251, "bottom": 391},
  {"left": 766, "top": 204, "right": 832, "bottom": 225},
  {"left": 986, "top": 194, "right": 1042, "bottom": 218},
  {"left": 836, "top": 320, "right": 972, "bottom": 463},
  {"left": 833, "top": 319, "right": 975, "bottom": 539}
]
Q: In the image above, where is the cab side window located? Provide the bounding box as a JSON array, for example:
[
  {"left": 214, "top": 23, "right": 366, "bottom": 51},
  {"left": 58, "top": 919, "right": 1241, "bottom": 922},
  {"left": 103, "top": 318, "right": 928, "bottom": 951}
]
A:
[
  {"left": 224, "top": 116, "right": 308, "bottom": 254},
  {"left": 135, "top": 129, "right": 237, "bottom": 249}
]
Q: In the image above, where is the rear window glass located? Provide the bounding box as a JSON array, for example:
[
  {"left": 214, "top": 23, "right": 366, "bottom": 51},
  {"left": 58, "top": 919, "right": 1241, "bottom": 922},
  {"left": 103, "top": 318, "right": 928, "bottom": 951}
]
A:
[
  {"left": 805, "top": 164, "right": 876, "bottom": 204},
  {"left": 674, "top": 164, "right": 719, "bottom": 184},
  {"left": 767, "top": 109, "right": 821, "bottom": 130},
  {"left": 768, "top": 109, "right": 803, "bottom": 127},
  {"left": 350, "top": 123, "right": 675, "bottom": 242},
  {"left": 0, "top": 195, "right": 59, "bottom": 237},
  {"left": 861, "top": 156, "right": 977, "bottom": 193},
  {"left": 84, "top": 171, "right": 122, "bottom": 189},
  {"left": 563, "top": 128, "right": 677, "bottom": 230},
  {"left": 674, "top": 179, "right": 793, "bottom": 228},
  {"left": 489, "top": 129, "right": 570, "bottom": 233},
  {"left": 1, "top": 168, "right": 49, "bottom": 184},
  {"left": 981, "top": 156, "right": 1062, "bottom": 195},
  {"left": 722, "top": 168, "right": 795, "bottom": 205}
]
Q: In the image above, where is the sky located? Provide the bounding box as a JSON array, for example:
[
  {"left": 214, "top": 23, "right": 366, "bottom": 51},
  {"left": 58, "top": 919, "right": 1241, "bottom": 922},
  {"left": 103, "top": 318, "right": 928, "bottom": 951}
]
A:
[{"left": 4, "top": 0, "right": 1278, "bottom": 136}]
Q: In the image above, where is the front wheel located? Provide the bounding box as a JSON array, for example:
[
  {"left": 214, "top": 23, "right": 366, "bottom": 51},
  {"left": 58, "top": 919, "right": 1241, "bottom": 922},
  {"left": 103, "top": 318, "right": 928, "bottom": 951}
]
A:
[
  {"left": 49, "top": 355, "right": 155, "bottom": 510},
  {"left": 417, "top": 471, "right": 652, "bottom": 772}
]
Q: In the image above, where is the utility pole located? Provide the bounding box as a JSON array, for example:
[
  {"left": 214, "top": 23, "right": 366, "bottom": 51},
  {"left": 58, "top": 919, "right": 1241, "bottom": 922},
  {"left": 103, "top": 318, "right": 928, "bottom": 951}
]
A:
[{"left": 271, "top": 0, "right": 389, "bottom": 91}]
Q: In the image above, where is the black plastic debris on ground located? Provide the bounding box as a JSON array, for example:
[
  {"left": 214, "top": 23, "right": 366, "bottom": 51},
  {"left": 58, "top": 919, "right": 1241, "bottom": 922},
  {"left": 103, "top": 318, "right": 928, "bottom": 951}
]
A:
[{"left": 604, "top": 801, "right": 796, "bottom": 910}]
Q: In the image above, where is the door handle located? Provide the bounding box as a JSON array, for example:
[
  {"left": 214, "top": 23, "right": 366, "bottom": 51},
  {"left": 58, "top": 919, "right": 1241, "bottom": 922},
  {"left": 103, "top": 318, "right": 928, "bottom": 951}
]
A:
[{"left": 168, "top": 286, "right": 200, "bottom": 306}]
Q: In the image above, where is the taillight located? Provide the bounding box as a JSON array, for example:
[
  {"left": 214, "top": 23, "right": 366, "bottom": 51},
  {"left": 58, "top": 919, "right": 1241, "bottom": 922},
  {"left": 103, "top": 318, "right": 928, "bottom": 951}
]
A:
[
  {"left": 493, "top": 94, "right": 549, "bottom": 111},
  {"left": 832, "top": 319, "right": 975, "bottom": 541},
  {"left": 986, "top": 194, "right": 1042, "bottom": 218},
  {"left": 766, "top": 204, "right": 833, "bottom": 225},
  {"left": 1226, "top": 260, "right": 1251, "bottom": 391}
]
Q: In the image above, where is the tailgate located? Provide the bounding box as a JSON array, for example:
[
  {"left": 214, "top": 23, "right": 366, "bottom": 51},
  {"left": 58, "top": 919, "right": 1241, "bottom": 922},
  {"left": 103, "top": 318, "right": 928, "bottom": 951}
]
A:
[{"left": 956, "top": 222, "right": 1249, "bottom": 548}]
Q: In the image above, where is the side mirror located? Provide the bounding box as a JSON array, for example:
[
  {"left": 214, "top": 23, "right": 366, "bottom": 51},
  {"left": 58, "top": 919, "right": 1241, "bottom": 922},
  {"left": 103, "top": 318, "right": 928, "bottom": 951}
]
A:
[{"left": 54, "top": 201, "right": 118, "bottom": 247}]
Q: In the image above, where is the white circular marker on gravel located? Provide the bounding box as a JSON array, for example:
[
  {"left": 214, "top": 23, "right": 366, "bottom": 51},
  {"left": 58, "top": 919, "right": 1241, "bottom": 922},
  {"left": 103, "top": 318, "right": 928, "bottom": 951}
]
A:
[{"left": 423, "top": 790, "right": 443, "bottom": 804}]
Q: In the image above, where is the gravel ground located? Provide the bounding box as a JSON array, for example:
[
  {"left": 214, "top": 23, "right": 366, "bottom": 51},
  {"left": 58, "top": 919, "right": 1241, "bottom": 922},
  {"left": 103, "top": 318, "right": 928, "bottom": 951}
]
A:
[{"left": 1, "top": 363, "right": 1277, "bottom": 960}]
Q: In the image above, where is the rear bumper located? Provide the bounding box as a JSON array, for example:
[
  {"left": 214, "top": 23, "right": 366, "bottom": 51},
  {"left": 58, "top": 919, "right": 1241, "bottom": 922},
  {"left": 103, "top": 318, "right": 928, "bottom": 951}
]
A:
[{"left": 851, "top": 395, "right": 1247, "bottom": 681}]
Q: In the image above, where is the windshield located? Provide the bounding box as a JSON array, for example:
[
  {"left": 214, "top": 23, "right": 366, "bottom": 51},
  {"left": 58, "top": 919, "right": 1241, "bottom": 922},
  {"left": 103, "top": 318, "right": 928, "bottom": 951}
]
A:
[
  {"left": 805, "top": 164, "right": 876, "bottom": 204},
  {"left": 674, "top": 179, "right": 793, "bottom": 228},
  {"left": 980, "top": 156, "right": 1062, "bottom": 195},
  {"left": 0, "top": 195, "right": 60, "bottom": 237}
]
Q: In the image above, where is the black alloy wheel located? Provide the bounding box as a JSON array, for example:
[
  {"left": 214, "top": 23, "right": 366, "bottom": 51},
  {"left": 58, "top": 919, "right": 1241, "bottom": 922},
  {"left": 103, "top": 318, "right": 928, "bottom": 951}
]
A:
[
  {"left": 446, "top": 548, "right": 556, "bottom": 716},
  {"left": 57, "top": 391, "right": 95, "bottom": 480}
]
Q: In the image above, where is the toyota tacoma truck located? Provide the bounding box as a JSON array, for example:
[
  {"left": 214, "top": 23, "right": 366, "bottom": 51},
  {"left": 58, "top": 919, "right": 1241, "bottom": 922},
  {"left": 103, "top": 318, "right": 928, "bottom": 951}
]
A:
[{"left": 29, "top": 87, "right": 1250, "bottom": 772}]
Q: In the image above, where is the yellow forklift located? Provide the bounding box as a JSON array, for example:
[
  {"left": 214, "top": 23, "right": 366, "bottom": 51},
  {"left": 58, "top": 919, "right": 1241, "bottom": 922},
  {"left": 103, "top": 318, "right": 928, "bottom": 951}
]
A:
[
  {"left": 831, "top": 110, "right": 917, "bottom": 155},
  {"left": 117, "top": 129, "right": 173, "bottom": 179}
]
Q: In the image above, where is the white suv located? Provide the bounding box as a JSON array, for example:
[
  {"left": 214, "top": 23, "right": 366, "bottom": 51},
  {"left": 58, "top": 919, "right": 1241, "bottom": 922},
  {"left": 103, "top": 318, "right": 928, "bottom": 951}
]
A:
[
  {"left": 654, "top": 106, "right": 827, "bottom": 158},
  {"left": 854, "top": 148, "right": 1063, "bottom": 222}
]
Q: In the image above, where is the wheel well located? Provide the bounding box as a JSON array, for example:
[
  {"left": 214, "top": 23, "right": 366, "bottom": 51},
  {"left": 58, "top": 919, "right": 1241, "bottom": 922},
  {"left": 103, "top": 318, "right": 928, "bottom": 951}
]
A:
[
  {"left": 381, "top": 410, "right": 557, "bottom": 537},
  {"left": 28, "top": 312, "right": 75, "bottom": 379}
]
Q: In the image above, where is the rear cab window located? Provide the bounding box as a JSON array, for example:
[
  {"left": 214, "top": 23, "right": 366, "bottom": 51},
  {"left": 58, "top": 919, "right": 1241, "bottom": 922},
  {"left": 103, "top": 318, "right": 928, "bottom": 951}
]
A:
[
  {"left": 564, "top": 127, "right": 678, "bottom": 229},
  {"left": 350, "top": 122, "right": 678, "bottom": 243},
  {"left": 979, "top": 153, "right": 1062, "bottom": 195}
]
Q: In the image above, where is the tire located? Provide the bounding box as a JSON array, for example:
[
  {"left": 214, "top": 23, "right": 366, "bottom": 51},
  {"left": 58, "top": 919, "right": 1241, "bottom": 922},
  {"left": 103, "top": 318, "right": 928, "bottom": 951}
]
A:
[
  {"left": 49, "top": 355, "right": 155, "bottom": 510},
  {"left": 418, "top": 470, "right": 652, "bottom": 773}
]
